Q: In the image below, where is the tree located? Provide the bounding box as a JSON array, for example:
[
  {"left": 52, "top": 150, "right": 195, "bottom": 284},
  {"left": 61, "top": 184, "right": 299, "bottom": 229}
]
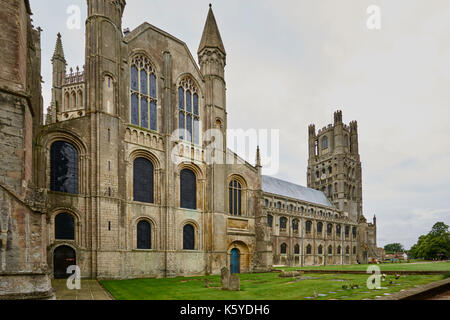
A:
[
  {"left": 384, "top": 243, "right": 404, "bottom": 253},
  {"left": 408, "top": 222, "right": 450, "bottom": 260}
]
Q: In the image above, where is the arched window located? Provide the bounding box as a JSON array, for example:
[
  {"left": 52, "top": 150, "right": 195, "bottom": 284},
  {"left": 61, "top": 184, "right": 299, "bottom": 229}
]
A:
[
  {"left": 352, "top": 226, "right": 357, "bottom": 238},
  {"left": 336, "top": 224, "right": 341, "bottom": 236},
  {"left": 345, "top": 226, "right": 350, "bottom": 237},
  {"left": 346, "top": 246, "right": 350, "bottom": 255},
  {"left": 50, "top": 141, "right": 78, "bottom": 194},
  {"left": 328, "top": 185, "right": 333, "bottom": 197},
  {"left": 337, "top": 246, "right": 342, "bottom": 254},
  {"left": 137, "top": 220, "right": 151, "bottom": 249},
  {"left": 277, "top": 202, "right": 281, "bottom": 209},
  {"left": 180, "top": 169, "right": 196, "bottom": 210},
  {"left": 133, "top": 157, "right": 154, "bottom": 203},
  {"left": 322, "top": 136, "right": 328, "bottom": 149},
  {"left": 292, "top": 219, "right": 299, "bottom": 232},
  {"left": 229, "top": 180, "right": 242, "bottom": 216},
  {"left": 183, "top": 224, "right": 195, "bottom": 250},
  {"left": 294, "top": 244, "right": 300, "bottom": 255},
  {"left": 328, "top": 245, "right": 333, "bottom": 255},
  {"left": 264, "top": 199, "right": 269, "bottom": 207},
  {"left": 318, "top": 245, "right": 323, "bottom": 255},
  {"left": 55, "top": 213, "right": 75, "bottom": 240},
  {"left": 327, "top": 223, "right": 333, "bottom": 235},
  {"left": 306, "top": 221, "right": 312, "bottom": 233},
  {"left": 317, "top": 222, "right": 323, "bottom": 233},
  {"left": 130, "top": 55, "right": 157, "bottom": 131},
  {"left": 353, "top": 246, "right": 357, "bottom": 255},
  {"left": 280, "top": 217, "right": 287, "bottom": 230},
  {"left": 280, "top": 243, "right": 287, "bottom": 254},
  {"left": 306, "top": 244, "right": 312, "bottom": 255},
  {"left": 267, "top": 214, "right": 273, "bottom": 227},
  {"left": 289, "top": 204, "right": 293, "bottom": 212},
  {"left": 178, "top": 78, "right": 200, "bottom": 144}
]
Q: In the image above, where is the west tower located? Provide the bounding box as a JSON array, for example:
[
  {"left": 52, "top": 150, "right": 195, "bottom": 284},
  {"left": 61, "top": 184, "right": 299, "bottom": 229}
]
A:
[{"left": 307, "top": 111, "right": 363, "bottom": 222}]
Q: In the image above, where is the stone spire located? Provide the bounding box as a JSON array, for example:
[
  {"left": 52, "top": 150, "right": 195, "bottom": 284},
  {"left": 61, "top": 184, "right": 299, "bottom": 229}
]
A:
[
  {"left": 52, "top": 32, "right": 66, "bottom": 63},
  {"left": 198, "top": 4, "right": 226, "bottom": 55},
  {"left": 256, "top": 145, "right": 261, "bottom": 168}
]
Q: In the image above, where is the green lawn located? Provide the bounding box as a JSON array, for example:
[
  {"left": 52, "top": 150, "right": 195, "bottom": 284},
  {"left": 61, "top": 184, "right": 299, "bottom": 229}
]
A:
[
  {"left": 275, "top": 261, "right": 450, "bottom": 272},
  {"left": 101, "top": 272, "right": 445, "bottom": 300}
]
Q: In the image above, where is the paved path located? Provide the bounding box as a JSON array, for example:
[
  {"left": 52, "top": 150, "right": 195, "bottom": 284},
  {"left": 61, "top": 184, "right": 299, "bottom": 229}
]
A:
[
  {"left": 427, "top": 289, "right": 450, "bottom": 300},
  {"left": 52, "top": 280, "right": 113, "bottom": 300}
]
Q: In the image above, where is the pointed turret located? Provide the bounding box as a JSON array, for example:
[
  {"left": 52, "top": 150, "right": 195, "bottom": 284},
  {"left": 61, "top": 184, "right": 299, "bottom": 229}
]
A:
[
  {"left": 198, "top": 4, "right": 227, "bottom": 155},
  {"left": 198, "top": 4, "right": 226, "bottom": 55},
  {"left": 51, "top": 33, "right": 66, "bottom": 87}
]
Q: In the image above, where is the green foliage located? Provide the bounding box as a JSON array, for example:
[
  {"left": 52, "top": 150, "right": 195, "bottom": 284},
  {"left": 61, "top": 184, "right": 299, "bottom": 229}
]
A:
[
  {"left": 384, "top": 243, "right": 405, "bottom": 253},
  {"left": 408, "top": 222, "right": 450, "bottom": 260}
]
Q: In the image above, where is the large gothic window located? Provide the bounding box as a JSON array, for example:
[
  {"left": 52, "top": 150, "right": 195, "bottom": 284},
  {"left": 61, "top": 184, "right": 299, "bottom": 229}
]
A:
[
  {"left": 180, "top": 169, "right": 197, "bottom": 210},
  {"left": 306, "top": 244, "right": 312, "bottom": 254},
  {"left": 292, "top": 219, "right": 299, "bottom": 232},
  {"left": 133, "top": 158, "right": 154, "bottom": 203},
  {"left": 267, "top": 214, "right": 273, "bottom": 227},
  {"left": 50, "top": 141, "right": 78, "bottom": 194},
  {"left": 294, "top": 244, "right": 300, "bottom": 255},
  {"left": 327, "top": 223, "right": 333, "bottom": 235},
  {"left": 280, "top": 243, "right": 287, "bottom": 254},
  {"left": 178, "top": 78, "right": 200, "bottom": 145},
  {"left": 55, "top": 213, "right": 75, "bottom": 240},
  {"left": 336, "top": 224, "right": 342, "bottom": 236},
  {"left": 322, "top": 136, "right": 329, "bottom": 149},
  {"left": 318, "top": 245, "right": 323, "bottom": 255},
  {"left": 280, "top": 217, "right": 287, "bottom": 230},
  {"left": 130, "top": 55, "right": 157, "bottom": 131},
  {"left": 137, "top": 220, "right": 151, "bottom": 249},
  {"left": 317, "top": 222, "right": 323, "bottom": 234},
  {"left": 306, "top": 221, "right": 312, "bottom": 233},
  {"left": 183, "top": 224, "right": 195, "bottom": 250},
  {"left": 229, "top": 180, "right": 242, "bottom": 216}
]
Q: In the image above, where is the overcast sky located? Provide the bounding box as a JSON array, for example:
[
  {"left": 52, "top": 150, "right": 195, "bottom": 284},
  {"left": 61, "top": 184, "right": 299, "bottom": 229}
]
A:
[{"left": 31, "top": 0, "right": 450, "bottom": 249}]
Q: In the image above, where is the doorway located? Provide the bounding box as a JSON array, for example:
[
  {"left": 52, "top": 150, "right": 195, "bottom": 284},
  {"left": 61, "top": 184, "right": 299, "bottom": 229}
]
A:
[
  {"left": 230, "top": 248, "right": 240, "bottom": 274},
  {"left": 53, "top": 245, "right": 76, "bottom": 279}
]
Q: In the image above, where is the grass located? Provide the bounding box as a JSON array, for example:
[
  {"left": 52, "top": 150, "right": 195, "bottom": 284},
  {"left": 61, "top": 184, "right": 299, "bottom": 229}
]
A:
[
  {"left": 101, "top": 272, "right": 445, "bottom": 300},
  {"left": 275, "top": 261, "right": 450, "bottom": 272}
]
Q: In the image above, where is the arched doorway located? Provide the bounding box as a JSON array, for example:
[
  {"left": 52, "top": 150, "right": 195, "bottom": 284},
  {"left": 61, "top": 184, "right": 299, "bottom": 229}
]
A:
[
  {"left": 230, "top": 248, "right": 240, "bottom": 274},
  {"left": 53, "top": 245, "right": 76, "bottom": 279}
]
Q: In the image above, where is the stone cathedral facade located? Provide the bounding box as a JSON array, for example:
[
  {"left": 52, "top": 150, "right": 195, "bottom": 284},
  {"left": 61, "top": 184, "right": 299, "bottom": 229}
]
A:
[{"left": 0, "top": 0, "right": 379, "bottom": 298}]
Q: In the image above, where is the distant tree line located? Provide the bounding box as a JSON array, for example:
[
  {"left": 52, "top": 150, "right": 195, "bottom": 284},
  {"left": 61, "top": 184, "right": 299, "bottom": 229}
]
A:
[
  {"left": 384, "top": 243, "right": 404, "bottom": 253},
  {"left": 408, "top": 222, "right": 450, "bottom": 260}
]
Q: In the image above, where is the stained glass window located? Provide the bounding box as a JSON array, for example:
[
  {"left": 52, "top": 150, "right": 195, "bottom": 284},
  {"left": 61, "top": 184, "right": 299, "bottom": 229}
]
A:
[
  {"left": 178, "top": 78, "right": 200, "bottom": 145},
  {"left": 50, "top": 141, "right": 78, "bottom": 194},
  {"left": 280, "top": 217, "right": 287, "bottom": 229},
  {"left": 229, "top": 180, "right": 242, "bottom": 216},
  {"left": 317, "top": 222, "right": 323, "bottom": 233},
  {"left": 292, "top": 219, "right": 299, "bottom": 231},
  {"left": 55, "top": 213, "right": 75, "bottom": 240},
  {"left": 180, "top": 169, "right": 196, "bottom": 210},
  {"left": 130, "top": 55, "right": 157, "bottom": 131},
  {"left": 280, "top": 243, "right": 287, "bottom": 254},
  {"left": 133, "top": 158, "right": 154, "bottom": 203},
  {"left": 306, "top": 221, "right": 312, "bottom": 233},
  {"left": 294, "top": 244, "right": 300, "bottom": 254},
  {"left": 137, "top": 220, "right": 151, "bottom": 249},
  {"left": 306, "top": 244, "right": 312, "bottom": 254},
  {"left": 322, "top": 136, "right": 328, "bottom": 149},
  {"left": 183, "top": 224, "right": 195, "bottom": 250},
  {"left": 267, "top": 214, "right": 273, "bottom": 227}
]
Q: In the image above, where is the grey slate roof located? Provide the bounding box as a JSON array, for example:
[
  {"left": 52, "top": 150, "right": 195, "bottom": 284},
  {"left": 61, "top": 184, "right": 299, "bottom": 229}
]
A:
[{"left": 262, "top": 175, "right": 333, "bottom": 208}]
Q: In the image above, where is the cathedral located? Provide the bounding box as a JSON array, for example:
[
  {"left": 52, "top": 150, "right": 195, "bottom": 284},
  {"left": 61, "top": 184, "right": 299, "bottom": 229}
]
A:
[{"left": 0, "top": 0, "right": 379, "bottom": 299}]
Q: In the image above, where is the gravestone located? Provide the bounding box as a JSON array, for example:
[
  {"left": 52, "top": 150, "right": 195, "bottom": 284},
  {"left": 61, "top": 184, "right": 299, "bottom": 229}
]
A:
[
  {"left": 221, "top": 267, "right": 230, "bottom": 290},
  {"left": 229, "top": 274, "right": 241, "bottom": 291}
]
